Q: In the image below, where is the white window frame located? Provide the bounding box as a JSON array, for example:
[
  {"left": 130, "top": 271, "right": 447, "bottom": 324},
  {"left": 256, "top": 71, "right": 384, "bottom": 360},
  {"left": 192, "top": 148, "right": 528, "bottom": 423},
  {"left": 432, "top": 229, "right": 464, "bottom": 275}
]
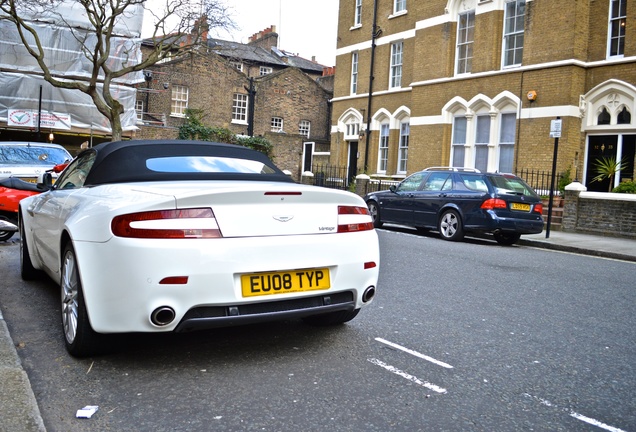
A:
[
  {"left": 260, "top": 66, "right": 273, "bottom": 76},
  {"left": 456, "top": 10, "right": 475, "bottom": 75},
  {"left": 354, "top": 0, "right": 362, "bottom": 27},
  {"left": 608, "top": 0, "right": 627, "bottom": 58},
  {"left": 474, "top": 115, "right": 491, "bottom": 172},
  {"left": 390, "top": 41, "right": 403, "bottom": 89},
  {"left": 377, "top": 123, "right": 390, "bottom": 173},
  {"left": 232, "top": 93, "right": 248, "bottom": 124},
  {"left": 230, "top": 61, "right": 243, "bottom": 72},
  {"left": 299, "top": 120, "right": 311, "bottom": 138},
  {"left": 498, "top": 112, "right": 516, "bottom": 173},
  {"left": 135, "top": 99, "right": 144, "bottom": 122},
  {"left": 170, "top": 85, "right": 188, "bottom": 117},
  {"left": 502, "top": 0, "right": 525, "bottom": 67},
  {"left": 271, "top": 117, "right": 284, "bottom": 132},
  {"left": 451, "top": 116, "right": 467, "bottom": 168},
  {"left": 351, "top": 51, "right": 359, "bottom": 94},
  {"left": 393, "top": 0, "right": 406, "bottom": 15},
  {"left": 397, "top": 122, "right": 409, "bottom": 174}
]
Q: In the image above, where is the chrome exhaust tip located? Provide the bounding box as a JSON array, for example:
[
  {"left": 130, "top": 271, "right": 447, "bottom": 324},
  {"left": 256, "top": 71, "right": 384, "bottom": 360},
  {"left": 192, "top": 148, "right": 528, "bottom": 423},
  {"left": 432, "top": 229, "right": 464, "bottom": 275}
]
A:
[
  {"left": 362, "top": 286, "right": 376, "bottom": 303},
  {"left": 150, "top": 306, "right": 176, "bottom": 326}
]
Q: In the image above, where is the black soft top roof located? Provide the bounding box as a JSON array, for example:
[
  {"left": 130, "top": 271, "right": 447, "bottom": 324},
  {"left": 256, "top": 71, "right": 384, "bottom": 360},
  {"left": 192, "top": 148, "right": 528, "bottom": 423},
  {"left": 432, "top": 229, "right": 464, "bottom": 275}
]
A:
[{"left": 83, "top": 140, "right": 293, "bottom": 185}]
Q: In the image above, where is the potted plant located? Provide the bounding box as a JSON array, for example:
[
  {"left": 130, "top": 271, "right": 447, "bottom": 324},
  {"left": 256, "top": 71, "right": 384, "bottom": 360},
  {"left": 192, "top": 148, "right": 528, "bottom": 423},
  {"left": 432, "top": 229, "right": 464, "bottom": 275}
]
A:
[{"left": 591, "top": 156, "right": 628, "bottom": 192}]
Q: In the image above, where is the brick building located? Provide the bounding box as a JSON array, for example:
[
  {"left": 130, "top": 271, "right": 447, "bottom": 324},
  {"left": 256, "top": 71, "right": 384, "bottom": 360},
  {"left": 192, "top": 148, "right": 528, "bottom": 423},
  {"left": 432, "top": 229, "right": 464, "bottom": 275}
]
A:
[
  {"left": 136, "top": 27, "right": 334, "bottom": 178},
  {"left": 331, "top": 0, "right": 636, "bottom": 192}
]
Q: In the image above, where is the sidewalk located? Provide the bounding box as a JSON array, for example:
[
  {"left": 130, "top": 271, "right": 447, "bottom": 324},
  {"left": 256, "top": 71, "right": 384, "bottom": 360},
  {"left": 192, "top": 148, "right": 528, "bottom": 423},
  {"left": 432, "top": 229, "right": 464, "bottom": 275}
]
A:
[
  {"left": 519, "top": 230, "right": 636, "bottom": 262},
  {"left": 0, "top": 309, "right": 46, "bottom": 432},
  {"left": 1, "top": 230, "right": 635, "bottom": 432}
]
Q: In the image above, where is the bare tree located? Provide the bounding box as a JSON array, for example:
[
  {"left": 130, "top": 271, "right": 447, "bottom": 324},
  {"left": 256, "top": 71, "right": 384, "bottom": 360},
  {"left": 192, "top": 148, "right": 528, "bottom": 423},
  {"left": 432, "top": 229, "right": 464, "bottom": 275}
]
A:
[{"left": 0, "top": 0, "right": 235, "bottom": 141}]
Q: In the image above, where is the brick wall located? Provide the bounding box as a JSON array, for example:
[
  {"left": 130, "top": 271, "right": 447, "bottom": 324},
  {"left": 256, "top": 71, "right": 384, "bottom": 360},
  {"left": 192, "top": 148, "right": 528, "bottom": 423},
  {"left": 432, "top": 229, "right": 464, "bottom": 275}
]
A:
[
  {"left": 332, "top": 0, "right": 636, "bottom": 188},
  {"left": 563, "top": 188, "right": 636, "bottom": 238},
  {"left": 253, "top": 68, "right": 332, "bottom": 140}
]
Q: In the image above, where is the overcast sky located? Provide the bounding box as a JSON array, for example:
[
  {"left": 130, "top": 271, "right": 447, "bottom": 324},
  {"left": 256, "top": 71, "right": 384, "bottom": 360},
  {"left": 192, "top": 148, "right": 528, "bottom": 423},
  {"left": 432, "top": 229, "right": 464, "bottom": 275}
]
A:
[{"left": 143, "top": 0, "right": 339, "bottom": 66}]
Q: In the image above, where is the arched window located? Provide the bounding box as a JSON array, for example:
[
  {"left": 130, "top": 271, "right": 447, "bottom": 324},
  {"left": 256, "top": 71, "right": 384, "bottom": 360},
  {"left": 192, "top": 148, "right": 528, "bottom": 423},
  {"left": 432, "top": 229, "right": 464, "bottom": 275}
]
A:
[
  {"left": 617, "top": 106, "right": 632, "bottom": 124},
  {"left": 598, "top": 107, "right": 611, "bottom": 125}
]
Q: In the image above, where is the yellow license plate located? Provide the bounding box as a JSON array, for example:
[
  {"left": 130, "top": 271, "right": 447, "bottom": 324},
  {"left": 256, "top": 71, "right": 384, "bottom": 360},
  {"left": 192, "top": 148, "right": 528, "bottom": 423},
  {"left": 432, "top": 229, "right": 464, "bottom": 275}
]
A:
[
  {"left": 22, "top": 178, "right": 38, "bottom": 183},
  {"left": 511, "top": 203, "right": 531, "bottom": 211},
  {"left": 241, "top": 268, "right": 331, "bottom": 297}
]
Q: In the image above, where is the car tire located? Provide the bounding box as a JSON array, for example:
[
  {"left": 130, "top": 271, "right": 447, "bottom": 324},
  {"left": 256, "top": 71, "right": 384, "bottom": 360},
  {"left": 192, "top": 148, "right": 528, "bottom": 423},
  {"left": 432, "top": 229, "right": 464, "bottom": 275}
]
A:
[
  {"left": 438, "top": 209, "right": 464, "bottom": 241},
  {"left": 19, "top": 214, "right": 40, "bottom": 280},
  {"left": 302, "top": 309, "right": 360, "bottom": 326},
  {"left": 61, "top": 243, "right": 102, "bottom": 357},
  {"left": 0, "top": 215, "right": 15, "bottom": 242},
  {"left": 494, "top": 232, "right": 521, "bottom": 246},
  {"left": 367, "top": 201, "right": 383, "bottom": 228}
]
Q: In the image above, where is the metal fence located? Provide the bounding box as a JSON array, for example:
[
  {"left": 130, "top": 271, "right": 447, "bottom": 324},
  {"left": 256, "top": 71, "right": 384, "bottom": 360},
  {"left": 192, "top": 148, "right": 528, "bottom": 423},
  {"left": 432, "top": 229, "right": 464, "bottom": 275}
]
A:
[
  {"left": 362, "top": 178, "right": 401, "bottom": 194},
  {"left": 515, "top": 169, "right": 563, "bottom": 196},
  {"left": 311, "top": 164, "right": 352, "bottom": 190},
  {"left": 307, "top": 165, "right": 565, "bottom": 197}
]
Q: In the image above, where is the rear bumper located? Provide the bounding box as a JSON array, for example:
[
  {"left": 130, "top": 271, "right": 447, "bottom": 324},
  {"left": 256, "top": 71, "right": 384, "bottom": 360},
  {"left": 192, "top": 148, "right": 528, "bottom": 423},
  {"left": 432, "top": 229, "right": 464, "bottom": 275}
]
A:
[
  {"left": 175, "top": 291, "right": 356, "bottom": 332},
  {"left": 468, "top": 210, "right": 544, "bottom": 235}
]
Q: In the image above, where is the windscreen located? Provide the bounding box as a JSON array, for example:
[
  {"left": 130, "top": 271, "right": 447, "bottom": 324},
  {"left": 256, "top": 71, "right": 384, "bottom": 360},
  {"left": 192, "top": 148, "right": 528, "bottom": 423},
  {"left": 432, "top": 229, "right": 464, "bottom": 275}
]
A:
[{"left": 0, "top": 145, "right": 71, "bottom": 166}]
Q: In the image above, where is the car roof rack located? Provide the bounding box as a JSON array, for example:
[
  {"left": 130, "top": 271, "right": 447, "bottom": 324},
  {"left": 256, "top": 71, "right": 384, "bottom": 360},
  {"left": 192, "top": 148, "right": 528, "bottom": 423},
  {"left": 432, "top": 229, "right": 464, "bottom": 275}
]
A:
[{"left": 423, "top": 167, "right": 481, "bottom": 173}]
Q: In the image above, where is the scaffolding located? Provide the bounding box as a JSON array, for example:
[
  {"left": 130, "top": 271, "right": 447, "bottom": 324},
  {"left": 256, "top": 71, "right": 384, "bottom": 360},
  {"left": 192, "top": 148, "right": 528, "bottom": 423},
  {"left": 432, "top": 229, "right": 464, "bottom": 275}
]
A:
[{"left": 0, "top": 1, "right": 146, "bottom": 135}]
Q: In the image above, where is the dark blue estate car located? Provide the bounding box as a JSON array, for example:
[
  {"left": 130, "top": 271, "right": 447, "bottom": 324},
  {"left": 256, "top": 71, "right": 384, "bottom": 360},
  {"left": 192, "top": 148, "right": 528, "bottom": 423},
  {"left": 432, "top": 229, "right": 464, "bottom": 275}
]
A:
[{"left": 364, "top": 167, "right": 544, "bottom": 245}]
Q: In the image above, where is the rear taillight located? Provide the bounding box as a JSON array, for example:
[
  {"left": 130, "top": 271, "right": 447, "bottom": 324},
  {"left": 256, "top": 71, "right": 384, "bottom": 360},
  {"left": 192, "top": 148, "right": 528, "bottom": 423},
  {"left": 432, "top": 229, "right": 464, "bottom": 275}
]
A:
[
  {"left": 533, "top": 203, "right": 543, "bottom": 214},
  {"left": 337, "top": 206, "right": 374, "bottom": 233},
  {"left": 481, "top": 198, "right": 508, "bottom": 210},
  {"left": 111, "top": 208, "right": 222, "bottom": 239}
]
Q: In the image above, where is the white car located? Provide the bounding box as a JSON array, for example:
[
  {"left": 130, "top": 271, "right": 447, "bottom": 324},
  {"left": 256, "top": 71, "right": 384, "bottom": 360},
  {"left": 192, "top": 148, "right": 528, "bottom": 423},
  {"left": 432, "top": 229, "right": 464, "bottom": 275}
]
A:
[
  {"left": 0, "top": 141, "right": 72, "bottom": 182},
  {"left": 20, "top": 140, "right": 379, "bottom": 357}
]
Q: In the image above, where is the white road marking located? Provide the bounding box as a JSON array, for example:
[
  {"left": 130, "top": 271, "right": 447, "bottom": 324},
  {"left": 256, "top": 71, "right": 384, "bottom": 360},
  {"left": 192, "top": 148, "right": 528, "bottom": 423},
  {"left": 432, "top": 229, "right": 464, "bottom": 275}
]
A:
[
  {"left": 525, "top": 394, "right": 627, "bottom": 432},
  {"left": 375, "top": 337, "right": 454, "bottom": 369},
  {"left": 367, "top": 358, "right": 447, "bottom": 394}
]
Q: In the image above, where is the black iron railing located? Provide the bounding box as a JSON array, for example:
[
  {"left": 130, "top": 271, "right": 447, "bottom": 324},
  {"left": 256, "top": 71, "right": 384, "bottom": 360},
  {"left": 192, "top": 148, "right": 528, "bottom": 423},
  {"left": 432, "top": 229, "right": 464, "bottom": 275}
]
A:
[
  {"left": 311, "top": 164, "right": 354, "bottom": 190},
  {"left": 307, "top": 165, "right": 565, "bottom": 197},
  {"left": 515, "top": 169, "right": 564, "bottom": 196}
]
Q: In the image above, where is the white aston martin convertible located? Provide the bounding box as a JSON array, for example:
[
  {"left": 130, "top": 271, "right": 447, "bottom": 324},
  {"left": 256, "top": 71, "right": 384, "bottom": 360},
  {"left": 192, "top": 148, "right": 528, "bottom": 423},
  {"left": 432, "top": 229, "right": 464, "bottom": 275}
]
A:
[{"left": 19, "top": 140, "right": 379, "bottom": 357}]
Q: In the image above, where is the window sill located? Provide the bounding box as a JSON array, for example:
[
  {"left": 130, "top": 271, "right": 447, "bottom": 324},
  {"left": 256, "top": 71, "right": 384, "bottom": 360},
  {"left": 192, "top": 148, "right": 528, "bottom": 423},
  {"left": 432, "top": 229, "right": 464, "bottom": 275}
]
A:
[
  {"left": 231, "top": 119, "right": 248, "bottom": 125},
  {"left": 350, "top": 24, "right": 362, "bottom": 31},
  {"left": 170, "top": 114, "right": 186, "bottom": 118},
  {"left": 388, "top": 10, "right": 407, "bottom": 19}
]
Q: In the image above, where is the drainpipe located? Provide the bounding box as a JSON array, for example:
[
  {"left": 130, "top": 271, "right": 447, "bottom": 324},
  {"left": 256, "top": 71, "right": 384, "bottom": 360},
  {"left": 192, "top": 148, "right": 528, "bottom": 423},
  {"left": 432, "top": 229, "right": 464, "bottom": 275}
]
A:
[{"left": 363, "top": 0, "right": 380, "bottom": 172}]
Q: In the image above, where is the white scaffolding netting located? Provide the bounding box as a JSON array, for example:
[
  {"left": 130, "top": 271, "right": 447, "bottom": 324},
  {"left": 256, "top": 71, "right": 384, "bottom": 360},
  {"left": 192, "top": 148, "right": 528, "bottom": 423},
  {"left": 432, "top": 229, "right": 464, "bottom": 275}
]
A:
[
  {"left": 0, "top": 72, "right": 139, "bottom": 133},
  {"left": 0, "top": 1, "right": 146, "bottom": 133}
]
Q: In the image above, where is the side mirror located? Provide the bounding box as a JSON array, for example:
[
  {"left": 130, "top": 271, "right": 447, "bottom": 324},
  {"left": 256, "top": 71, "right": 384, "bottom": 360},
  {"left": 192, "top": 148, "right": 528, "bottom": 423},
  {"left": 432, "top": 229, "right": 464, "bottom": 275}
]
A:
[
  {"left": 389, "top": 185, "right": 397, "bottom": 193},
  {"left": 37, "top": 172, "right": 54, "bottom": 191}
]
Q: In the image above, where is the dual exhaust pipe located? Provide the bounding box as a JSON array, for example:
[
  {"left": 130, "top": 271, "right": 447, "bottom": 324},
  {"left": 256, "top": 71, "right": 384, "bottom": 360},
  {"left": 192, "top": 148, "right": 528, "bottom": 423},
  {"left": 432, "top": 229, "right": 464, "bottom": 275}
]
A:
[{"left": 152, "top": 286, "right": 376, "bottom": 326}]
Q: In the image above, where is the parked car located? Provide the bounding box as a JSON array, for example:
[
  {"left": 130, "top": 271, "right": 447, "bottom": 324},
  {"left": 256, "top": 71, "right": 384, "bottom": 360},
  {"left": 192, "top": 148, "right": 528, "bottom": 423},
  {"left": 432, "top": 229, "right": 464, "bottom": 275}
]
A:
[
  {"left": 364, "top": 167, "right": 543, "bottom": 245},
  {"left": 0, "top": 141, "right": 72, "bottom": 182},
  {"left": 0, "top": 163, "right": 68, "bottom": 241},
  {"left": 19, "top": 140, "right": 379, "bottom": 357}
]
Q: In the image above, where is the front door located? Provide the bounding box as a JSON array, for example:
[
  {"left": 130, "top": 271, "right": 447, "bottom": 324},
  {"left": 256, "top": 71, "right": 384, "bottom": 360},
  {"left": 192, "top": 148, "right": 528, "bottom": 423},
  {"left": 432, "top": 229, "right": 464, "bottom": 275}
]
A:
[
  {"left": 302, "top": 142, "right": 314, "bottom": 173},
  {"left": 347, "top": 141, "right": 358, "bottom": 187},
  {"left": 586, "top": 135, "right": 618, "bottom": 192}
]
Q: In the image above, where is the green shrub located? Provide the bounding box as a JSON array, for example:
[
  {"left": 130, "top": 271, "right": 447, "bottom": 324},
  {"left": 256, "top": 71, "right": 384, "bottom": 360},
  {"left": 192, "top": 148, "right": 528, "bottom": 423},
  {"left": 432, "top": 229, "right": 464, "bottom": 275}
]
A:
[
  {"left": 558, "top": 167, "right": 572, "bottom": 196},
  {"left": 612, "top": 181, "right": 636, "bottom": 194},
  {"left": 178, "top": 108, "right": 273, "bottom": 158}
]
